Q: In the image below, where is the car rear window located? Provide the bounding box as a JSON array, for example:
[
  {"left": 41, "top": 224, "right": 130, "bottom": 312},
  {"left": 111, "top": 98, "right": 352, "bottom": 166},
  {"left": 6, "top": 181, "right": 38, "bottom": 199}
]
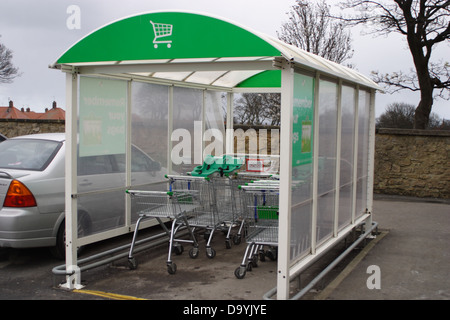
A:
[{"left": 0, "top": 138, "right": 62, "bottom": 171}]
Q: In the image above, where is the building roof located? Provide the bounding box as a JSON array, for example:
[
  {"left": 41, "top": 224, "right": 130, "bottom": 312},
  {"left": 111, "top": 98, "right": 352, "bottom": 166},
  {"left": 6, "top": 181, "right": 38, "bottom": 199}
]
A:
[{"left": 0, "top": 101, "right": 65, "bottom": 120}]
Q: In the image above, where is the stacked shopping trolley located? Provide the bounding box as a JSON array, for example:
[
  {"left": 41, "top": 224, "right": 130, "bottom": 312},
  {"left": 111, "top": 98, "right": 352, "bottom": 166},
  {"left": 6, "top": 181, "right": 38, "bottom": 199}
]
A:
[
  {"left": 126, "top": 154, "right": 281, "bottom": 277},
  {"left": 126, "top": 155, "right": 245, "bottom": 275},
  {"left": 234, "top": 179, "right": 280, "bottom": 279}
]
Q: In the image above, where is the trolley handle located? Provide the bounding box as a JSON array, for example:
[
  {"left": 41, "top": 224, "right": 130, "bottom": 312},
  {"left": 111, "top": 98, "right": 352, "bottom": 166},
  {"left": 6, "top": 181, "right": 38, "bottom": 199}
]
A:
[
  {"left": 165, "top": 174, "right": 209, "bottom": 181},
  {"left": 126, "top": 189, "right": 172, "bottom": 196},
  {"left": 238, "top": 185, "right": 279, "bottom": 192}
]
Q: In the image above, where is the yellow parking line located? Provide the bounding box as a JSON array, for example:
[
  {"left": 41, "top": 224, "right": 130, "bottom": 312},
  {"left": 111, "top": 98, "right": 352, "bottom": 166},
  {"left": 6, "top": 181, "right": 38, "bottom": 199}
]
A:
[{"left": 74, "top": 289, "right": 147, "bottom": 300}]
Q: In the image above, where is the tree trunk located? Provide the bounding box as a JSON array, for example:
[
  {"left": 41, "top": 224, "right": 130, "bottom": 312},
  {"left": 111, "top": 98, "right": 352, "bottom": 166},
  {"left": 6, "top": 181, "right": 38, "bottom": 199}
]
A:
[
  {"left": 414, "top": 97, "right": 433, "bottom": 129},
  {"left": 399, "top": 1, "right": 435, "bottom": 130}
]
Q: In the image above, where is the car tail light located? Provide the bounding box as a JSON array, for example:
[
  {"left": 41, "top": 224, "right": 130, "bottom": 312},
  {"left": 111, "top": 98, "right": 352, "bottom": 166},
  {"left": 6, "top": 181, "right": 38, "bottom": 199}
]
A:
[{"left": 3, "top": 180, "right": 37, "bottom": 207}]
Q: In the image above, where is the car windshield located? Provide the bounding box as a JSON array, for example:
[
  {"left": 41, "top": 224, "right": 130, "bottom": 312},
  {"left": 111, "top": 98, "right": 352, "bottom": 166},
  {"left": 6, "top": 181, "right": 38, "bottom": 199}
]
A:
[{"left": 0, "top": 138, "right": 62, "bottom": 171}]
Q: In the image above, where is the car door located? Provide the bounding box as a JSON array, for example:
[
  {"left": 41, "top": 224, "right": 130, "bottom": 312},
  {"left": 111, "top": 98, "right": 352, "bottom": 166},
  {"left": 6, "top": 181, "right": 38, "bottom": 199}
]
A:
[{"left": 77, "top": 154, "right": 125, "bottom": 234}]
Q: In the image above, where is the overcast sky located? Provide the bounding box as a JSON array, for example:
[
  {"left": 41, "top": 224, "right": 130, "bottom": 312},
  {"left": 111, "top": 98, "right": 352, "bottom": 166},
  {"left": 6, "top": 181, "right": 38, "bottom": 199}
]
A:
[{"left": 0, "top": 0, "right": 448, "bottom": 119}]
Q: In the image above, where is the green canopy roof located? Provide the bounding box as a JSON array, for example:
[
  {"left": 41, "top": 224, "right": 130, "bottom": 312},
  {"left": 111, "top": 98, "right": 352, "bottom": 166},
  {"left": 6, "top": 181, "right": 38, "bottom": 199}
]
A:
[{"left": 51, "top": 11, "right": 380, "bottom": 90}]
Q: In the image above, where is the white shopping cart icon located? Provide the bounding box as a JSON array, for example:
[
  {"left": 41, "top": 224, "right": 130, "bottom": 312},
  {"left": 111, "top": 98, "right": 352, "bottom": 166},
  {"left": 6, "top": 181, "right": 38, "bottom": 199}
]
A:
[{"left": 150, "top": 20, "right": 173, "bottom": 48}]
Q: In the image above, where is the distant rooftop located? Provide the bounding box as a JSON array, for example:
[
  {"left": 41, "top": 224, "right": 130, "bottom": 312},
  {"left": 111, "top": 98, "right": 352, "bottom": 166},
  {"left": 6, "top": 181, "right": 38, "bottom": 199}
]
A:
[{"left": 0, "top": 100, "right": 65, "bottom": 120}]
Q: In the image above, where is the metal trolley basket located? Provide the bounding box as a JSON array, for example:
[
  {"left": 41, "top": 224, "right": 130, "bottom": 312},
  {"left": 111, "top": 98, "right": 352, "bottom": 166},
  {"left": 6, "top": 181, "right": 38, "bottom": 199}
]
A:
[
  {"left": 230, "top": 172, "right": 279, "bottom": 245},
  {"left": 167, "top": 175, "right": 221, "bottom": 259},
  {"left": 209, "top": 174, "right": 243, "bottom": 249},
  {"left": 126, "top": 188, "right": 200, "bottom": 275},
  {"left": 234, "top": 186, "right": 279, "bottom": 279}
]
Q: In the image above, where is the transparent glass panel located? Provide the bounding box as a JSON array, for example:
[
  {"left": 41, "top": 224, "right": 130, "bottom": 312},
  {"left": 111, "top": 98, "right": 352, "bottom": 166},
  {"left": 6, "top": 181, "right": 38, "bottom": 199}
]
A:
[
  {"left": 317, "top": 79, "right": 338, "bottom": 244},
  {"left": 131, "top": 82, "right": 168, "bottom": 178},
  {"left": 290, "top": 72, "right": 315, "bottom": 260},
  {"left": 131, "top": 82, "right": 170, "bottom": 221},
  {"left": 338, "top": 85, "right": 356, "bottom": 229},
  {"left": 204, "top": 91, "right": 226, "bottom": 158},
  {"left": 77, "top": 76, "right": 128, "bottom": 236},
  {"left": 172, "top": 87, "right": 203, "bottom": 174},
  {"left": 356, "top": 90, "right": 370, "bottom": 217}
]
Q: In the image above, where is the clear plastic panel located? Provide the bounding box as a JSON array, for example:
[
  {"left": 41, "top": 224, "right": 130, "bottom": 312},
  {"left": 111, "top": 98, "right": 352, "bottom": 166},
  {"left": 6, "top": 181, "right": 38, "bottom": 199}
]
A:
[
  {"left": 131, "top": 81, "right": 169, "bottom": 179},
  {"left": 317, "top": 79, "right": 338, "bottom": 244},
  {"left": 290, "top": 72, "right": 315, "bottom": 260},
  {"left": 204, "top": 91, "right": 226, "bottom": 158},
  {"left": 172, "top": 87, "right": 203, "bottom": 174},
  {"left": 77, "top": 76, "right": 128, "bottom": 236},
  {"left": 338, "top": 85, "right": 356, "bottom": 229}
]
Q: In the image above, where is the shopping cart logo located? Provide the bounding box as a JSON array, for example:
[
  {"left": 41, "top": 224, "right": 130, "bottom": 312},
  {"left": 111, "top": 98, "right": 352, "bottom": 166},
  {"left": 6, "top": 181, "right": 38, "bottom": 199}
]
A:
[{"left": 150, "top": 20, "right": 173, "bottom": 49}]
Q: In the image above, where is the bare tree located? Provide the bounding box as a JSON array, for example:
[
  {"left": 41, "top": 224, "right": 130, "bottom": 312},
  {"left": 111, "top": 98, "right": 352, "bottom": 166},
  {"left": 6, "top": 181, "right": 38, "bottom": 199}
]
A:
[
  {"left": 234, "top": 93, "right": 266, "bottom": 125},
  {"left": 338, "top": 0, "right": 450, "bottom": 129},
  {"left": 261, "top": 93, "right": 281, "bottom": 126},
  {"left": 0, "top": 35, "right": 20, "bottom": 84},
  {"left": 233, "top": 93, "right": 281, "bottom": 126},
  {"left": 376, "top": 101, "right": 445, "bottom": 129},
  {"left": 376, "top": 102, "right": 416, "bottom": 128},
  {"left": 278, "top": 0, "right": 354, "bottom": 64}
]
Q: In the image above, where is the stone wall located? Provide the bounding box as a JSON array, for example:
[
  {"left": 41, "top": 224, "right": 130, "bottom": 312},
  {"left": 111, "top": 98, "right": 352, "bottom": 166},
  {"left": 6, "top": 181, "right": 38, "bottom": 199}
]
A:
[
  {"left": 374, "top": 128, "right": 450, "bottom": 199},
  {"left": 0, "top": 119, "right": 65, "bottom": 138}
]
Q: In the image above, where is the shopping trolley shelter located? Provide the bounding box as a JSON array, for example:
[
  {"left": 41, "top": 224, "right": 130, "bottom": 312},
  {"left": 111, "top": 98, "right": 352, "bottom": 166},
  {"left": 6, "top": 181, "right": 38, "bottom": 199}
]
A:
[{"left": 50, "top": 11, "right": 381, "bottom": 300}]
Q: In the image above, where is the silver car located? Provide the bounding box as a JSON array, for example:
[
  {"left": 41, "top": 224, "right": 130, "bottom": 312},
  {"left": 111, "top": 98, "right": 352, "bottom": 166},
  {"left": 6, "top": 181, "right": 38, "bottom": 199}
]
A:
[{"left": 0, "top": 133, "right": 165, "bottom": 259}]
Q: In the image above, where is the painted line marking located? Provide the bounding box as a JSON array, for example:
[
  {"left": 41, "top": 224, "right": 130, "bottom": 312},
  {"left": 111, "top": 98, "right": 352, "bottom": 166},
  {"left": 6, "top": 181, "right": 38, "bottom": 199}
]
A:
[{"left": 74, "top": 289, "right": 147, "bottom": 300}]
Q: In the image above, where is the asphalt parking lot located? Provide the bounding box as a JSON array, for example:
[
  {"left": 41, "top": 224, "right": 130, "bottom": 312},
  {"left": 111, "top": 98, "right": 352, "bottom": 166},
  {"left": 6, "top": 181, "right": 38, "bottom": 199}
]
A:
[{"left": 0, "top": 194, "right": 449, "bottom": 302}]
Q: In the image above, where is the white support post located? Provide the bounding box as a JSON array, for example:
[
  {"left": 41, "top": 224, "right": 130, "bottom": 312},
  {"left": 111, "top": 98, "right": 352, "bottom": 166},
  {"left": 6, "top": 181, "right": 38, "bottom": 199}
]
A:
[
  {"left": 199, "top": 90, "right": 206, "bottom": 164},
  {"left": 125, "top": 81, "right": 132, "bottom": 227},
  {"left": 366, "top": 90, "right": 376, "bottom": 218},
  {"left": 334, "top": 80, "right": 343, "bottom": 237},
  {"left": 62, "top": 71, "right": 83, "bottom": 290},
  {"left": 277, "top": 60, "right": 294, "bottom": 300},
  {"left": 226, "top": 92, "right": 234, "bottom": 155},
  {"left": 167, "top": 86, "right": 174, "bottom": 174},
  {"left": 311, "top": 72, "right": 320, "bottom": 254},
  {"left": 351, "top": 86, "right": 360, "bottom": 224}
]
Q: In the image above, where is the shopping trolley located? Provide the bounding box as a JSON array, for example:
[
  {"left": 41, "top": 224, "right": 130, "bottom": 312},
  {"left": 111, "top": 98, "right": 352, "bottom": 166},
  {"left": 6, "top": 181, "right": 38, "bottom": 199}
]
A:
[
  {"left": 150, "top": 20, "right": 173, "bottom": 48},
  {"left": 234, "top": 186, "right": 279, "bottom": 279},
  {"left": 126, "top": 189, "right": 200, "bottom": 274},
  {"left": 190, "top": 155, "right": 245, "bottom": 249},
  {"left": 229, "top": 172, "right": 278, "bottom": 244},
  {"left": 209, "top": 174, "right": 243, "bottom": 249},
  {"left": 167, "top": 175, "right": 220, "bottom": 259}
]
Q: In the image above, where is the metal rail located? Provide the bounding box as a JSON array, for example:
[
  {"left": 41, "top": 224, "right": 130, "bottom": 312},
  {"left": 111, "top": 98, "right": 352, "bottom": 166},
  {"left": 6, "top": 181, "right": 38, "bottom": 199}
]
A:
[
  {"left": 263, "top": 221, "right": 378, "bottom": 300},
  {"left": 52, "top": 228, "right": 188, "bottom": 276}
]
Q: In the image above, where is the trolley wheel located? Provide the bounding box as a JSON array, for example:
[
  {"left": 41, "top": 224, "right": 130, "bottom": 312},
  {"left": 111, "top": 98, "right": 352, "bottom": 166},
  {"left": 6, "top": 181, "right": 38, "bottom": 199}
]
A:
[
  {"left": 233, "top": 234, "right": 241, "bottom": 245},
  {"left": 225, "top": 239, "right": 232, "bottom": 249},
  {"left": 246, "top": 261, "right": 253, "bottom": 272},
  {"left": 173, "top": 244, "right": 184, "bottom": 255},
  {"left": 206, "top": 247, "right": 216, "bottom": 259},
  {"left": 266, "top": 248, "right": 277, "bottom": 261},
  {"left": 128, "top": 257, "right": 137, "bottom": 270},
  {"left": 234, "top": 266, "right": 247, "bottom": 279},
  {"left": 251, "top": 255, "right": 258, "bottom": 268},
  {"left": 189, "top": 247, "right": 199, "bottom": 259},
  {"left": 167, "top": 262, "right": 177, "bottom": 275},
  {"left": 259, "top": 250, "right": 266, "bottom": 262}
]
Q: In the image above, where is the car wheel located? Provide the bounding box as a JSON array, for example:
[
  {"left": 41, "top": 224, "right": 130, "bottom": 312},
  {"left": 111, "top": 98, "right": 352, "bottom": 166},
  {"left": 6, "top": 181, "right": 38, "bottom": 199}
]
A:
[{"left": 50, "top": 212, "right": 91, "bottom": 260}]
